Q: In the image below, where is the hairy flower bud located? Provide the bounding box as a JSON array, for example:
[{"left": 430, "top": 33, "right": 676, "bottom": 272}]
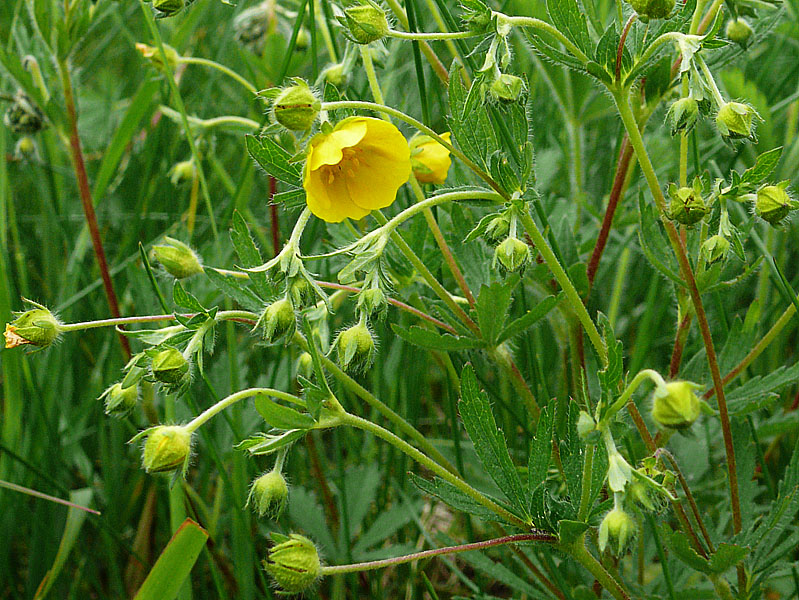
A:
[
  {"left": 321, "top": 62, "right": 347, "bottom": 87},
  {"left": 233, "top": 1, "right": 275, "bottom": 54},
  {"left": 152, "top": 237, "right": 203, "bottom": 279},
  {"left": 141, "top": 425, "right": 193, "bottom": 474},
  {"left": 288, "top": 277, "right": 316, "bottom": 309},
  {"left": 135, "top": 42, "right": 180, "bottom": 72},
  {"left": 151, "top": 348, "right": 190, "bottom": 385},
  {"left": 483, "top": 214, "right": 511, "bottom": 245},
  {"left": 103, "top": 382, "right": 139, "bottom": 417},
  {"left": 667, "top": 180, "right": 707, "bottom": 226},
  {"left": 598, "top": 507, "right": 636, "bottom": 554},
  {"left": 755, "top": 182, "right": 795, "bottom": 226},
  {"left": 4, "top": 304, "right": 62, "bottom": 350},
  {"left": 357, "top": 288, "right": 388, "bottom": 320},
  {"left": 261, "top": 298, "right": 296, "bottom": 344},
  {"left": 726, "top": 18, "right": 753, "bottom": 48},
  {"left": 3, "top": 91, "right": 45, "bottom": 134},
  {"left": 716, "top": 101, "right": 759, "bottom": 143},
  {"left": 627, "top": 0, "right": 675, "bottom": 20},
  {"left": 152, "top": 0, "right": 185, "bottom": 18},
  {"left": 297, "top": 352, "right": 314, "bottom": 378},
  {"left": 272, "top": 81, "right": 320, "bottom": 131},
  {"left": 488, "top": 74, "right": 525, "bottom": 103},
  {"left": 666, "top": 97, "right": 699, "bottom": 136},
  {"left": 14, "top": 136, "right": 36, "bottom": 159},
  {"left": 493, "top": 237, "right": 530, "bottom": 273},
  {"left": 336, "top": 322, "right": 376, "bottom": 373},
  {"left": 701, "top": 234, "right": 730, "bottom": 264},
  {"left": 264, "top": 533, "right": 321, "bottom": 594},
  {"left": 652, "top": 381, "right": 702, "bottom": 430},
  {"left": 342, "top": 2, "right": 390, "bottom": 44},
  {"left": 248, "top": 470, "right": 289, "bottom": 519}
]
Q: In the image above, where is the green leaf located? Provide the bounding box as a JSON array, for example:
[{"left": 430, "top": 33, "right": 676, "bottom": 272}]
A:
[
  {"left": 664, "top": 526, "right": 713, "bottom": 574},
  {"left": 447, "top": 64, "right": 498, "bottom": 169},
  {"left": 546, "top": 0, "right": 591, "bottom": 54},
  {"left": 707, "top": 543, "right": 750, "bottom": 573},
  {"left": 409, "top": 474, "right": 507, "bottom": 524},
  {"left": 230, "top": 211, "right": 271, "bottom": 297},
  {"left": 133, "top": 519, "right": 209, "bottom": 600},
  {"left": 496, "top": 294, "right": 558, "bottom": 344},
  {"left": 726, "top": 362, "right": 799, "bottom": 416},
  {"left": 245, "top": 134, "right": 302, "bottom": 186},
  {"left": 235, "top": 429, "right": 308, "bottom": 455},
  {"left": 172, "top": 281, "right": 207, "bottom": 313},
  {"left": 459, "top": 366, "right": 528, "bottom": 516},
  {"left": 558, "top": 519, "right": 589, "bottom": 545},
  {"left": 741, "top": 147, "right": 782, "bottom": 186},
  {"left": 638, "top": 193, "right": 684, "bottom": 286},
  {"left": 475, "top": 277, "right": 518, "bottom": 345},
  {"left": 254, "top": 395, "right": 315, "bottom": 429},
  {"left": 204, "top": 268, "right": 263, "bottom": 312},
  {"left": 391, "top": 324, "right": 484, "bottom": 351},
  {"left": 527, "top": 407, "right": 553, "bottom": 492}
]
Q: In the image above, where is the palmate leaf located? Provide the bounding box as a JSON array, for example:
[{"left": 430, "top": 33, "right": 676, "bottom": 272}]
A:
[
  {"left": 459, "top": 366, "right": 529, "bottom": 517},
  {"left": 447, "top": 63, "right": 499, "bottom": 170}
]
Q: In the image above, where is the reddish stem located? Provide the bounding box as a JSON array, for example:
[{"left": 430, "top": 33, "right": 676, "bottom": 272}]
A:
[
  {"left": 668, "top": 311, "right": 693, "bottom": 378},
  {"left": 616, "top": 15, "right": 637, "bottom": 83}
]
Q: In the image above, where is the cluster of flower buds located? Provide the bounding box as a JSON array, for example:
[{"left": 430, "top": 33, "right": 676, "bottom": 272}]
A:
[
  {"left": 248, "top": 469, "right": 289, "bottom": 519},
  {"left": 3, "top": 301, "right": 62, "bottom": 351},
  {"left": 264, "top": 533, "right": 322, "bottom": 594},
  {"left": 626, "top": 0, "right": 676, "bottom": 20},
  {"left": 152, "top": 237, "right": 204, "bottom": 279},
  {"left": 3, "top": 90, "right": 45, "bottom": 135},
  {"left": 339, "top": 1, "right": 390, "bottom": 45},
  {"left": 667, "top": 178, "right": 708, "bottom": 226}
]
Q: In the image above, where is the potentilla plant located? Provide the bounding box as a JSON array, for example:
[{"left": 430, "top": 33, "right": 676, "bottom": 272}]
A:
[{"left": 3, "top": 0, "right": 799, "bottom": 598}]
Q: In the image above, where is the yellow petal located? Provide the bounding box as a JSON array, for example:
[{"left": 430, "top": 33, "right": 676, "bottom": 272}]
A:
[
  {"left": 304, "top": 167, "right": 370, "bottom": 223},
  {"left": 307, "top": 120, "right": 368, "bottom": 171}
]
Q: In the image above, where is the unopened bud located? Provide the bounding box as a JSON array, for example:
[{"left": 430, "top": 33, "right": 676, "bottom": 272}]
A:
[
  {"left": 248, "top": 470, "right": 289, "bottom": 519},
  {"left": 14, "top": 136, "right": 36, "bottom": 159},
  {"left": 755, "top": 182, "right": 795, "bottom": 226},
  {"left": 152, "top": 237, "right": 203, "bottom": 279},
  {"left": 342, "top": 2, "right": 389, "bottom": 44},
  {"left": 141, "top": 425, "right": 193, "bottom": 474},
  {"left": 627, "top": 0, "right": 675, "bottom": 20},
  {"left": 701, "top": 234, "right": 730, "bottom": 263},
  {"left": 410, "top": 132, "right": 452, "bottom": 185},
  {"left": 169, "top": 159, "right": 197, "bottom": 185},
  {"left": 152, "top": 0, "right": 185, "bottom": 18},
  {"left": 4, "top": 304, "right": 62, "bottom": 350},
  {"left": 336, "top": 321, "right": 375, "bottom": 373},
  {"left": 726, "top": 18, "right": 753, "bottom": 48},
  {"left": 483, "top": 214, "right": 511, "bottom": 244},
  {"left": 135, "top": 42, "right": 180, "bottom": 72},
  {"left": 716, "top": 101, "right": 759, "bottom": 143},
  {"left": 233, "top": 1, "right": 274, "bottom": 54},
  {"left": 599, "top": 507, "right": 636, "bottom": 554},
  {"left": 151, "top": 348, "right": 190, "bottom": 385},
  {"left": 666, "top": 97, "right": 699, "bottom": 136},
  {"left": 295, "top": 27, "right": 311, "bottom": 50},
  {"left": 493, "top": 237, "right": 530, "bottom": 273},
  {"left": 264, "top": 533, "right": 322, "bottom": 594},
  {"left": 667, "top": 179, "right": 707, "bottom": 226},
  {"left": 652, "top": 381, "right": 702, "bottom": 429},
  {"left": 289, "top": 278, "right": 316, "bottom": 309},
  {"left": 261, "top": 298, "right": 296, "bottom": 343},
  {"left": 488, "top": 74, "right": 525, "bottom": 103},
  {"left": 3, "top": 91, "right": 45, "bottom": 134},
  {"left": 272, "top": 81, "right": 320, "bottom": 131},
  {"left": 103, "top": 382, "right": 139, "bottom": 417},
  {"left": 321, "top": 63, "right": 347, "bottom": 87},
  {"left": 357, "top": 288, "right": 388, "bottom": 320},
  {"left": 297, "top": 352, "right": 314, "bottom": 378}
]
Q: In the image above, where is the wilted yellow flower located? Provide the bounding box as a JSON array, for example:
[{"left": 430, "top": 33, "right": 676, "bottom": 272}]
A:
[
  {"left": 411, "top": 132, "right": 452, "bottom": 184},
  {"left": 303, "top": 117, "right": 411, "bottom": 222}
]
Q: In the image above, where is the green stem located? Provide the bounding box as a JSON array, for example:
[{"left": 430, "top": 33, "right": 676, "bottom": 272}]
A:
[
  {"left": 186, "top": 388, "right": 304, "bottom": 433},
  {"left": 60, "top": 310, "right": 259, "bottom": 332},
  {"left": 179, "top": 56, "right": 258, "bottom": 95},
  {"left": 387, "top": 28, "right": 478, "bottom": 40},
  {"left": 569, "top": 541, "right": 631, "bottom": 600},
  {"left": 158, "top": 105, "right": 261, "bottom": 131},
  {"left": 516, "top": 210, "right": 607, "bottom": 366},
  {"left": 499, "top": 15, "right": 591, "bottom": 65},
  {"left": 603, "top": 369, "right": 666, "bottom": 424},
  {"left": 341, "top": 412, "right": 530, "bottom": 529}
]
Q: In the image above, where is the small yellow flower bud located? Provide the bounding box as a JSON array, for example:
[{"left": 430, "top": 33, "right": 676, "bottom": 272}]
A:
[
  {"left": 272, "top": 81, "right": 320, "bottom": 131},
  {"left": 343, "top": 2, "right": 390, "bottom": 44},
  {"left": 410, "top": 132, "right": 452, "bottom": 185},
  {"left": 152, "top": 237, "right": 203, "bottom": 279},
  {"left": 4, "top": 304, "right": 62, "bottom": 350},
  {"left": 336, "top": 322, "right": 375, "bottom": 373},
  {"left": 701, "top": 234, "right": 730, "bottom": 264},
  {"left": 103, "top": 382, "right": 139, "bottom": 417},
  {"left": 135, "top": 42, "right": 180, "bottom": 72},
  {"left": 755, "top": 182, "right": 794, "bottom": 226},
  {"left": 264, "top": 534, "right": 322, "bottom": 594},
  {"left": 599, "top": 507, "right": 636, "bottom": 554},
  {"left": 627, "top": 0, "right": 675, "bottom": 20},
  {"left": 666, "top": 97, "right": 699, "bottom": 136},
  {"left": 716, "top": 101, "right": 759, "bottom": 142},
  {"left": 151, "top": 348, "right": 190, "bottom": 385},
  {"left": 168, "top": 159, "right": 197, "bottom": 186},
  {"left": 248, "top": 470, "right": 289, "bottom": 519},
  {"left": 489, "top": 74, "right": 525, "bottom": 103},
  {"left": 652, "top": 381, "right": 702, "bottom": 430},
  {"left": 3, "top": 91, "right": 45, "bottom": 134},
  {"left": 493, "top": 237, "right": 530, "bottom": 273},
  {"left": 14, "top": 136, "right": 36, "bottom": 159},
  {"left": 667, "top": 179, "right": 707, "bottom": 226},
  {"left": 261, "top": 299, "right": 296, "bottom": 343},
  {"left": 141, "top": 425, "right": 193, "bottom": 474},
  {"left": 726, "top": 18, "right": 753, "bottom": 47}
]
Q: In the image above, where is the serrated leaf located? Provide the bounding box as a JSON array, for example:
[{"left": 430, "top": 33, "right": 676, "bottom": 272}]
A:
[
  {"left": 547, "top": 0, "right": 591, "bottom": 53},
  {"left": 236, "top": 429, "right": 307, "bottom": 455},
  {"left": 409, "top": 474, "right": 507, "bottom": 524},
  {"left": 272, "top": 187, "right": 306, "bottom": 210},
  {"left": 447, "top": 64, "right": 498, "bottom": 169},
  {"left": 497, "top": 294, "right": 559, "bottom": 344},
  {"left": 172, "top": 281, "right": 206, "bottom": 313},
  {"left": 528, "top": 407, "right": 553, "bottom": 492},
  {"left": 664, "top": 526, "right": 712, "bottom": 574},
  {"left": 391, "top": 324, "right": 484, "bottom": 351},
  {"left": 475, "top": 277, "right": 518, "bottom": 345},
  {"left": 707, "top": 543, "right": 750, "bottom": 573},
  {"left": 459, "top": 366, "right": 528, "bottom": 516},
  {"left": 726, "top": 361, "right": 799, "bottom": 415},
  {"left": 246, "top": 134, "right": 302, "bottom": 186},
  {"left": 230, "top": 211, "right": 270, "bottom": 297},
  {"left": 741, "top": 147, "right": 783, "bottom": 186},
  {"left": 204, "top": 268, "right": 263, "bottom": 312}
]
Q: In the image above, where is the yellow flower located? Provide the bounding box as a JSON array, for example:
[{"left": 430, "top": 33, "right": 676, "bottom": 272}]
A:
[
  {"left": 303, "top": 117, "right": 411, "bottom": 223},
  {"left": 411, "top": 132, "right": 452, "bottom": 185}
]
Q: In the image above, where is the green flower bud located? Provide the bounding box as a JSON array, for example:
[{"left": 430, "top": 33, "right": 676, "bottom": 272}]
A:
[
  {"left": 152, "top": 237, "right": 203, "bottom": 279},
  {"left": 261, "top": 298, "right": 296, "bottom": 344},
  {"left": 248, "top": 470, "right": 289, "bottom": 519},
  {"left": 667, "top": 179, "right": 707, "bottom": 226},
  {"left": 652, "top": 381, "right": 702, "bottom": 430},
  {"left": 102, "top": 382, "right": 139, "bottom": 417},
  {"left": 168, "top": 159, "right": 197, "bottom": 186},
  {"left": 716, "top": 101, "right": 759, "bottom": 143},
  {"left": 598, "top": 506, "right": 636, "bottom": 554},
  {"left": 135, "top": 42, "right": 180, "bottom": 72},
  {"left": 4, "top": 304, "right": 62, "bottom": 350},
  {"left": 357, "top": 287, "right": 388, "bottom": 320},
  {"left": 14, "top": 136, "right": 36, "bottom": 159},
  {"left": 295, "top": 27, "right": 311, "bottom": 50},
  {"left": 152, "top": 0, "right": 185, "bottom": 18},
  {"left": 3, "top": 91, "right": 45, "bottom": 134},
  {"left": 701, "top": 234, "right": 730, "bottom": 264},
  {"left": 755, "top": 182, "right": 795, "bottom": 226},
  {"left": 666, "top": 97, "right": 700, "bottom": 136},
  {"left": 629, "top": 478, "right": 655, "bottom": 511},
  {"left": 272, "top": 81, "right": 320, "bottom": 131},
  {"left": 726, "top": 18, "right": 753, "bottom": 48},
  {"left": 289, "top": 277, "right": 316, "bottom": 309},
  {"left": 460, "top": 0, "right": 494, "bottom": 34},
  {"left": 342, "top": 2, "right": 390, "bottom": 44},
  {"left": 264, "top": 533, "right": 321, "bottom": 594},
  {"left": 297, "top": 352, "right": 314, "bottom": 378},
  {"left": 483, "top": 214, "right": 511, "bottom": 245},
  {"left": 151, "top": 348, "right": 190, "bottom": 385},
  {"left": 336, "top": 322, "right": 376, "bottom": 373},
  {"left": 321, "top": 63, "right": 347, "bottom": 87},
  {"left": 488, "top": 74, "right": 525, "bottom": 103},
  {"left": 233, "top": 1, "right": 274, "bottom": 54},
  {"left": 627, "top": 0, "right": 675, "bottom": 20},
  {"left": 493, "top": 237, "right": 530, "bottom": 273},
  {"left": 141, "top": 425, "right": 193, "bottom": 474}
]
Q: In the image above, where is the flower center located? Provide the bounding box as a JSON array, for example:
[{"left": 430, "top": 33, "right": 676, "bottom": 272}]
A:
[{"left": 323, "top": 147, "right": 363, "bottom": 184}]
